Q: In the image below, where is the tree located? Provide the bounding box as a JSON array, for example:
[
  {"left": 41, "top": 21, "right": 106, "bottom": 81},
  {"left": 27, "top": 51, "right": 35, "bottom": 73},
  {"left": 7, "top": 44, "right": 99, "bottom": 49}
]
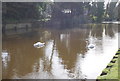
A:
[
  {"left": 96, "top": 2, "right": 105, "bottom": 22},
  {"left": 2, "top": 2, "right": 48, "bottom": 23},
  {"left": 105, "top": 2, "right": 117, "bottom": 21}
]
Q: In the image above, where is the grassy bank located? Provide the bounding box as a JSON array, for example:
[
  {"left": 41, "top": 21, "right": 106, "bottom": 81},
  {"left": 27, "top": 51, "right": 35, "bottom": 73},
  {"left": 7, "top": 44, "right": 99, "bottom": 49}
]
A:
[
  {"left": 97, "top": 49, "right": 120, "bottom": 80},
  {"left": 118, "top": 54, "right": 120, "bottom": 80}
]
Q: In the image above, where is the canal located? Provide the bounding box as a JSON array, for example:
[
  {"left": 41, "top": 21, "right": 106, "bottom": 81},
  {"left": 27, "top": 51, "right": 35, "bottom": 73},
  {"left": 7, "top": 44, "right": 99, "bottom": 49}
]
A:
[{"left": 2, "top": 24, "right": 118, "bottom": 79}]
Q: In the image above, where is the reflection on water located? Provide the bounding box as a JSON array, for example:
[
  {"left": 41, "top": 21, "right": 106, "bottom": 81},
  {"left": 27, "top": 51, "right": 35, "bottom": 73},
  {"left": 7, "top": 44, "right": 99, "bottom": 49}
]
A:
[{"left": 2, "top": 24, "right": 118, "bottom": 79}]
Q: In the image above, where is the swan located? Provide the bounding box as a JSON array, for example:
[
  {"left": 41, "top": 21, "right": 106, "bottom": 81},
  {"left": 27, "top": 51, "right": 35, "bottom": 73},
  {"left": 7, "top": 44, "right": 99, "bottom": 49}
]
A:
[
  {"left": 2, "top": 51, "right": 9, "bottom": 62},
  {"left": 33, "top": 42, "right": 45, "bottom": 48},
  {"left": 87, "top": 44, "right": 95, "bottom": 49}
]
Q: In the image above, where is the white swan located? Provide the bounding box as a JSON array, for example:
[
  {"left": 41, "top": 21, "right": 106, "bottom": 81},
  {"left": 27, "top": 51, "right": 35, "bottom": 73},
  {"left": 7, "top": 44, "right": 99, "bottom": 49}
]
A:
[
  {"left": 33, "top": 42, "right": 45, "bottom": 48},
  {"left": 87, "top": 44, "right": 95, "bottom": 49},
  {"left": 2, "top": 51, "right": 9, "bottom": 62}
]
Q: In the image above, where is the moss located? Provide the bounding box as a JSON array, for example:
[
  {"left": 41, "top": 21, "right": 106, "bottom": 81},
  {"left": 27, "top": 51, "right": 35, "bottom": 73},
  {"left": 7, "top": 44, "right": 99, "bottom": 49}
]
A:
[
  {"left": 97, "top": 49, "right": 119, "bottom": 79},
  {"left": 102, "top": 69, "right": 109, "bottom": 73},
  {"left": 111, "top": 58, "right": 117, "bottom": 61},
  {"left": 115, "top": 55, "right": 118, "bottom": 57},
  {"left": 113, "top": 55, "right": 118, "bottom": 59},
  {"left": 98, "top": 60, "right": 118, "bottom": 79},
  {"left": 107, "top": 63, "right": 113, "bottom": 66},
  {"left": 116, "top": 51, "right": 120, "bottom": 55},
  {"left": 106, "top": 63, "right": 113, "bottom": 68},
  {"left": 118, "top": 55, "right": 120, "bottom": 80},
  {"left": 110, "top": 59, "right": 116, "bottom": 63}
]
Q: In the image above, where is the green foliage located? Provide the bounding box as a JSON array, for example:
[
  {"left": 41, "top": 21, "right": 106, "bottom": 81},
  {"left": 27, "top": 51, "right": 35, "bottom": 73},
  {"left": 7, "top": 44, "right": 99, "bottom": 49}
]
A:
[
  {"left": 2, "top": 2, "right": 48, "bottom": 23},
  {"left": 91, "top": 15, "right": 97, "bottom": 22},
  {"left": 96, "top": 2, "right": 105, "bottom": 22},
  {"left": 2, "top": 2, "right": 119, "bottom": 23},
  {"left": 105, "top": 2, "right": 117, "bottom": 21},
  {"left": 89, "top": 2, "right": 105, "bottom": 23}
]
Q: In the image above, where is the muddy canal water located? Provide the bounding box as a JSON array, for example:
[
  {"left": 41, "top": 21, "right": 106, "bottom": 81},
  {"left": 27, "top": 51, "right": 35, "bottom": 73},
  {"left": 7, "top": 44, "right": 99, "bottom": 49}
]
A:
[{"left": 2, "top": 24, "right": 118, "bottom": 79}]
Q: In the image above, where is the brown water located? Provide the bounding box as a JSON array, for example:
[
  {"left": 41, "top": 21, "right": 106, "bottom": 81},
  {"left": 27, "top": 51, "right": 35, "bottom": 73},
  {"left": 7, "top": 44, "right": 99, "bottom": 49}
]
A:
[{"left": 2, "top": 24, "right": 118, "bottom": 79}]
